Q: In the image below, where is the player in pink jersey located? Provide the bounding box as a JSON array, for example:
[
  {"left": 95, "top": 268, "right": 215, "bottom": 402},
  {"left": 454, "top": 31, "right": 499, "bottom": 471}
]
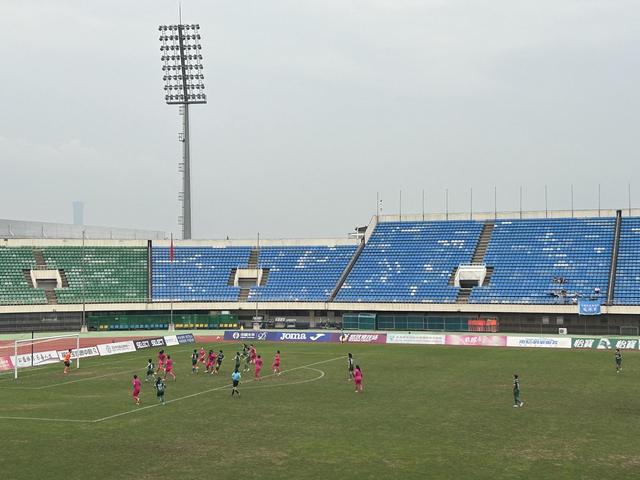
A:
[
  {"left": 132, "top": 374, "right": 141, "bottom": 405},
  {"left": 206, "top": 350, "right": 216, "bottom": 373},
  {"left": 249, "top": 345, "right": 257, "bottom": 364},
  {"left": 272, "top": 350, "right": 281, "bottom": 376},
  {"left": 353, "top": 365, "right": 363, "bottom": 393},
  {"left": 254, "top": 355, "right": 263, "bottom": 380},
  {"left": 156, "top": 350, "right": 167, "bottom": 374},
  {"left": 198, "top": 347, "right": 206, "bottom": 366},
  {"left": 164, "top": 355, "right": 176, "bottom": 381}
]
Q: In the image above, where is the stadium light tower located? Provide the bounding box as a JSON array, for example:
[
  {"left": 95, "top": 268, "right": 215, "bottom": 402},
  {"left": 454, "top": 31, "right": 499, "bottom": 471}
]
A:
[{"left": 158, "top": 22, "right": 206, "bottom": 239}]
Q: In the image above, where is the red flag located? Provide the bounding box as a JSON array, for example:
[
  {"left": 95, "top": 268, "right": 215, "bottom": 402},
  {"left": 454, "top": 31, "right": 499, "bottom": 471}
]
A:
[{"left": 169, "top": 234, "right": 174, "bottom": 262}]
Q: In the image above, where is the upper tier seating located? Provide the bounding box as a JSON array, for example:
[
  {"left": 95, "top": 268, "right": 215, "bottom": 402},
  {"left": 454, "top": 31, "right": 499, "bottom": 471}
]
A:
[
  {"left": 335, "top": 221, "right": 483, "bottom": 303},
  {"left": 614, "top": 218, "right": 640, "bottom": 305},
  {"left": 0, "top": 247, "right": 46, "bottom": 305},
  {"left": 152, "top": 247, "right": 251, "bottom": 301},
  {"left": 43, "top": 247, "right": 148, "bottom": 303},
  {"left": 247, "top": 245, "right": 357, "bottom": 302},
  {"left": 469, "top": 218, "right": 614, "bottom": 304}
]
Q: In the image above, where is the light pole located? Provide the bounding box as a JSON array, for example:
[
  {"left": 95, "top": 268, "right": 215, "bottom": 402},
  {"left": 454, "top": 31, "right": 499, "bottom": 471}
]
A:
[{"left": 158, "top": 23, "right": 207, "bottom": 240}]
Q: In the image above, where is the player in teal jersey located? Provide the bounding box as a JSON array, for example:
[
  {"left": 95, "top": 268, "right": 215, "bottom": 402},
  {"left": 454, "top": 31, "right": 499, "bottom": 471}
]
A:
[
  {"left": 145, "top": 359, "right": 155, "bottom": 382},
  {"left": 191, "top": 349, "right": 199, "bottom": 373},
  {"left": 513, "top": 374, "right": 524, "bottom": 408},
  {"left": 155, "top": 376, "right": 167, "bottom": 405},
  {"left": 615, "top": 348, "right": 623, "bottom": 373},
  {"left": 231, "top": 368, "right": 241, "bottom": 398}
]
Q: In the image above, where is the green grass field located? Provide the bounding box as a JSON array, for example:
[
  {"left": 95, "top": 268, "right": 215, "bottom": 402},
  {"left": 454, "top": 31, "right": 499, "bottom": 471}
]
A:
[{"left": 1, "top": 341, "right": 639, "bottom": 479}]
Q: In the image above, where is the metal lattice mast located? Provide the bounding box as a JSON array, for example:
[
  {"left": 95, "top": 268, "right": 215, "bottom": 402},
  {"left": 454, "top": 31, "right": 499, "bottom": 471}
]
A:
[{"left": 159, "top": 23, "right": 206, "bottom": 239}]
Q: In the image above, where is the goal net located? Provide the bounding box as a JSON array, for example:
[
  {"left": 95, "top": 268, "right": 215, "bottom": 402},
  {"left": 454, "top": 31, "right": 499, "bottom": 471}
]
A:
[{"left": 7, "top": 333, "right": 81, "bottom": 379}]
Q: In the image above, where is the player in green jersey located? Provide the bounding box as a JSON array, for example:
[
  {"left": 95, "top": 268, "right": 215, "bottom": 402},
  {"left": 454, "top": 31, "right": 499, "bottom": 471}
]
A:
[
  {"left": 615, "top": 348, "right": 623, "bottom": 373},
  {"left": 191, "top": 349, "right": 199, "bottom": 373},
  {"left": 513, "top": 374, "right": 524, "bottom": 408},
  {"left": 145, "top": 359, "right": 155, "bottom": 382},
  {"left": 155, "top": 376, "right": 167, "bottom": 405}
]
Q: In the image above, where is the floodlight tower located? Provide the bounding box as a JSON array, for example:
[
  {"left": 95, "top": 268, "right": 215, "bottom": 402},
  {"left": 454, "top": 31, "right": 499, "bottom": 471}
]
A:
[{"left": 158, "top": 23, "right": 206, "bottom": 240}]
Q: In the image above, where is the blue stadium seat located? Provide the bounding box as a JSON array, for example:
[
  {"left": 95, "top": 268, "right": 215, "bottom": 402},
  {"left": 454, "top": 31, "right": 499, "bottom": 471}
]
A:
[
  {"left": 335, "top": 221, "right": 483, "bottom": 303},
  {"left": 614, "top": 218, "right": 640, "bottom": 305}
]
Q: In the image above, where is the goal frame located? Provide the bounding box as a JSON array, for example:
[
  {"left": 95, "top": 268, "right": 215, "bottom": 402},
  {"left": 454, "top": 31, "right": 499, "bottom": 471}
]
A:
[{"left": 14, "top": 333, "right": 81, "bottom": 379}]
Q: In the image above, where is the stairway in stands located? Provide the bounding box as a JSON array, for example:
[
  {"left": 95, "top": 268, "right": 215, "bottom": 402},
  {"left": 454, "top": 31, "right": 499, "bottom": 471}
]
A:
[
  {"left": 455, "top": 221, "right": 495, "bottom": 304},
  {"left": 238, "top": 248, "right": 261, "bottom": 301},
  {"left": 30, "top": 248, "right": 58, "bottom": 304}
]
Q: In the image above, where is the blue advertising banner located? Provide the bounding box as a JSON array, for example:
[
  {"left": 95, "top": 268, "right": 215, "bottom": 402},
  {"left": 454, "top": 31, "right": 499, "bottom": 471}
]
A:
[
  {"left": 224, "top": 331, "right": 269, "bottom": 341},
  {"left": 223, "top": 331, "right": 332, "bottom": 343},
  {"left": 176, "top": 333, "right": 196, "bottom": 344},
  {"left": 578, "top": 300, "right": 601, "bottom": 316}
]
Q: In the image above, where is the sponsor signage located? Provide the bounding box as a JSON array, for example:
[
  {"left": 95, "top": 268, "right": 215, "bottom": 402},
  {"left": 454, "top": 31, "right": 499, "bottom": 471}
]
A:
[
  {"left": 0, "top": 355, "right": 14, "bottom": 372},
  {"left": 273, "top": 332, "right": 331, "bottom": 342},
  {"left": 506, "top": 337, "right": 571, "bottom": 349},
  {"left": 176, "top": 333, "right": 196, "bottom": 345},
  {"left": 386, "top": 333, "right": 446, "bottom": 345},
  {"left": 13, "top": 350, "right": 60, "bottom": 368},
  {"left": 445, "top": 335, "right": 507, "bottom": 347},
  {"left": 134, "top": 337, "right": 166, "bottom": 350},
  {"left": 335, "top": 333, "right": 387, "bottom": 344},
  {"left": 223, "top": 331, "right": 332, "bottom": 343},
  {"left": 164, "top": 335, "right": 179, "bottom": 346},
  {"left": 578, "top": 300, "right": 601, "bottom": 316},
  {"left": 56, "top": 346, "right": 99, "bottom": 360},
  {"left": 224, "top": 331, "right": 268, "bottom": 341},
  {"left": 97, "top": 340, "right": 136, "bottom": 356},
  {"left": 572, "top": 337, "right": 639, "bottom": 350}
]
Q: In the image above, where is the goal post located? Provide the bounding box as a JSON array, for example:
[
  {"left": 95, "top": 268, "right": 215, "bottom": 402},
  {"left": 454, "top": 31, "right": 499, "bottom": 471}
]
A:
[{"left": 13, "top": 333, "right": 81, "bottom": 379}]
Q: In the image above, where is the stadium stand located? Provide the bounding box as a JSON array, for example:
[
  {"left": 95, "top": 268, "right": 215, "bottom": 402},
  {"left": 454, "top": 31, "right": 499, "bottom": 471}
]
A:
[
  {"left": 614, "top": 217, "right": 640, "bottom": 305},
  {"left": 335, "top": 221, "right": 483, "bottom": 303},
  {"left": 152, "top": 246, "right": 250, "bottom": 301},
  {"left": 247, "top": 245, "right": 357, "bottom": 302},
  {"left": 469, "top": 217, "right": 615, "bottom": 304},
  {"left": 43, "top": 247, "right": 147, "bottom": 303},
  {"left": 0, "top": 247, "right": 47, "bottom": 305}
]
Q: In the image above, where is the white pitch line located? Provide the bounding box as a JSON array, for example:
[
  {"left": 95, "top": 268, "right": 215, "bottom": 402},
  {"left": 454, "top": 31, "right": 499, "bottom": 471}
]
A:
[
  {"left": 92, "top": 356, "right": 342, "bottom": 423},
  {"left": 240, "top": 367, "right": 325, "bottom": 390},
  {"left": 0, "top": 416, "right": 92, "bottom": 423}
]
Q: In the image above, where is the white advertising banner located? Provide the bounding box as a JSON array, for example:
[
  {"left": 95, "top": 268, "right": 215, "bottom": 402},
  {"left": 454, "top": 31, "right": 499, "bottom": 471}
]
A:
[
  {"left": 97, "top": 341, "right": 136, "bottom": 356},
  {"left": 164, "top": 335, "right": 179, "bottom": 346},
  {"left": 13, "top": 350, "right": 60, "bottom": 368},
  {"left": 506, "top": 336, "right": 572, "bottom": 349},
  {"left": 57, "top": 346, "right": 100, "bottom": 360},
  {"left": 386, "top": 333, "right": 446, "bottom": 345}
]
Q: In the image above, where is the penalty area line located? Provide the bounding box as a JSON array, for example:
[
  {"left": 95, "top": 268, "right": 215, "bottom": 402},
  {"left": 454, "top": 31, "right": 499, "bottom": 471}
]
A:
[{"left": 92, "top": 355, "right": 343, "bottom": 423}]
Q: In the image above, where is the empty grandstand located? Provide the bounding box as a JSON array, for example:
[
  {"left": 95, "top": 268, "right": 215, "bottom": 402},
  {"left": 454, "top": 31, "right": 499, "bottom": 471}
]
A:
[{"left": 1, "top": 209, "right": 639, "bottom": 334}]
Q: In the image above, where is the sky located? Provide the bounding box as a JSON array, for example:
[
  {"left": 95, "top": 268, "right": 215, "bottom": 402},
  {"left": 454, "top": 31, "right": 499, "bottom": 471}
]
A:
[{"left": 1, "top": 0, "right": 639, "bottom": 238}]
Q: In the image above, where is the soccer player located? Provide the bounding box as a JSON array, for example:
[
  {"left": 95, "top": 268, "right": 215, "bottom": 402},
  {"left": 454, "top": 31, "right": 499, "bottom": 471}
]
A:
[
  {"left": 155, "top": 376, "right": 167, "bottom": 405},
  {"left": 165, "top": 355, "right": 176, "bottom": 381},
  {"left": 214, "top": 350, "right": 224, "bottom": 374},
  {"left": 249, "top": 344, "right": 257, "bottom": 365},
  {"left": 145, "top": 359, "right": 155, "bottom": 382},
  {"left": 615, "top": 348, "right": 623, "bottom": 373},
  {"left": 132, "top": 374, "right": 141, "bottom": 405},
  {"left": 62, "top": 349, "right": 72, "bottom": 375},
  {"left": 272, "top": 350, "right": 281, "bottom": 376},
  {"left": 513, "top": 374, "right": 524, "bottom": 407},
  {"left": 156, "top": 350, "right": 167, "bottom": 374},
  {"left": 347, "top": 353, "right": 355, "bottom": 380},
  {"left": 255, "top": 355, "right": 263, "bottom": 380},
  {"left": 191, "top": 349, "right": 199, "bottom": 374},
  {"left": 353, "top": 365, "right": 363, "bottom": 393},
  {"left": 198, "top": 346, "right": 206, "bottom": 367},
  {"left": 231, "top": 368, "right": 241, "bottom": 398},
  {"left": 234, "top": 352, "right": 241, "bottom": 372},
  {"left": 206, "top": 350, "right": 216, "bottom": 374}
]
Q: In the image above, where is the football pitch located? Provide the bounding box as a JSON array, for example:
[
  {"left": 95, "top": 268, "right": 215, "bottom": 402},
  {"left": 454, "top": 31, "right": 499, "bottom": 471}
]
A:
[{"left": 0, "top": 341, "right": 638, "bottom": 479}]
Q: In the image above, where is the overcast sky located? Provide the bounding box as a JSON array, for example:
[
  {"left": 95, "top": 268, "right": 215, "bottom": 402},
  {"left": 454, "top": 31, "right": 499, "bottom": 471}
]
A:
[{"left": 1, "top": 0, "right": 638, "bottom": 238}]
